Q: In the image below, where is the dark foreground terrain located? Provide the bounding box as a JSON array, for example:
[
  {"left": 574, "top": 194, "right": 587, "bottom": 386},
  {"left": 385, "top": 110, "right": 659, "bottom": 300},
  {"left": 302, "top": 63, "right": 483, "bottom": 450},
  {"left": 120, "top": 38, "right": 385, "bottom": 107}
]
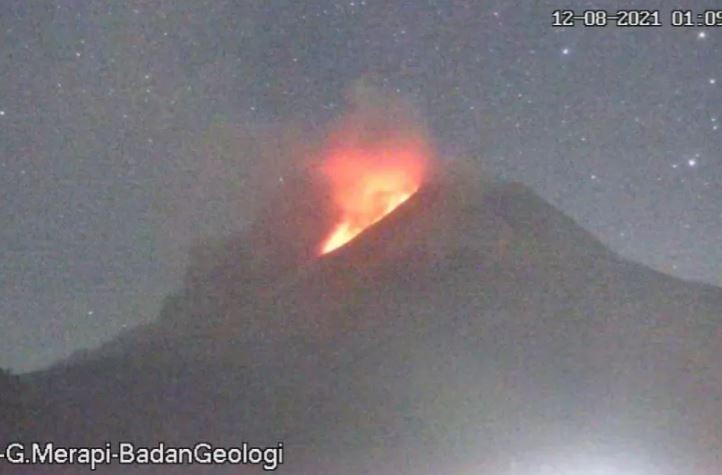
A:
[{"left": 4, "top": 168, "right": 721, "bottom": 474}]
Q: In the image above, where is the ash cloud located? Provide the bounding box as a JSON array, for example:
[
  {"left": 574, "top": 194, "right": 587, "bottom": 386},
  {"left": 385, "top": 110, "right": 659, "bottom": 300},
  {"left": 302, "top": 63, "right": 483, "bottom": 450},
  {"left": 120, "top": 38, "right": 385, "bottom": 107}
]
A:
[{"left": 156, "top": 81, "right": 442, "bottom": 277}]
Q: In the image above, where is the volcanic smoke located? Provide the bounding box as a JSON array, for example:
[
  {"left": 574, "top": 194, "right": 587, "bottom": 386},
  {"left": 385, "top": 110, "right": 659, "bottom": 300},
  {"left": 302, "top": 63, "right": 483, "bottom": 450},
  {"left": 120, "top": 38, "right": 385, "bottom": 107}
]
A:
[{"left": 318, "top": 89, "right": 434, "bottom": 255}]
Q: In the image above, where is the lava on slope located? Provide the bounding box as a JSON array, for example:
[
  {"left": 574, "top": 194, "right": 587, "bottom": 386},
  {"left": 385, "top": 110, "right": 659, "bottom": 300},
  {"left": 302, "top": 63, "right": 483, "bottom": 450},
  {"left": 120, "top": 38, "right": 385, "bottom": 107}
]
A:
[{"left": 317, "top": 87, "right": 435, "bottom": 255}]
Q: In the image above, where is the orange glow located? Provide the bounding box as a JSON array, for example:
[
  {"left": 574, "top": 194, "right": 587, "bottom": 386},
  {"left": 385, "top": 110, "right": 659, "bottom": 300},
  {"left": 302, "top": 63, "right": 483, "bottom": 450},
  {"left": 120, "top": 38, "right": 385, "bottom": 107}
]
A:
[{"left": 319, "top": 138, "right": 430, "bottom": 254}]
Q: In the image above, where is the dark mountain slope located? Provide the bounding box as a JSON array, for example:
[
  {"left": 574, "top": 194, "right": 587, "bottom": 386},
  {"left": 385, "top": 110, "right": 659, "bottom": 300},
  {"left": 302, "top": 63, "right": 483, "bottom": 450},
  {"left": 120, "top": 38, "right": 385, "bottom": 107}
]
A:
[{"left": 8, "top": 168, "right": 722, "bottom": 475}]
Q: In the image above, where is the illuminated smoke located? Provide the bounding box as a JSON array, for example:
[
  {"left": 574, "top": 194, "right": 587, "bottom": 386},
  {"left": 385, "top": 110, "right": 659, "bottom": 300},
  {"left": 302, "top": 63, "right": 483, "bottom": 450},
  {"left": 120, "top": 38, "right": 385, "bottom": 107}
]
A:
[{"left": 318, "top": 84, "right": 435, "bottom": 254}]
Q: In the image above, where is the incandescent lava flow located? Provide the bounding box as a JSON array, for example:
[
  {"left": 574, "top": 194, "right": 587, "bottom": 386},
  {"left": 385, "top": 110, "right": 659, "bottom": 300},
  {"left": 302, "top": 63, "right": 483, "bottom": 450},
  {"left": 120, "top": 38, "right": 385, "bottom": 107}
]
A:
[{"left": 318, "top": 94, "right": 434, "bottom": 255}]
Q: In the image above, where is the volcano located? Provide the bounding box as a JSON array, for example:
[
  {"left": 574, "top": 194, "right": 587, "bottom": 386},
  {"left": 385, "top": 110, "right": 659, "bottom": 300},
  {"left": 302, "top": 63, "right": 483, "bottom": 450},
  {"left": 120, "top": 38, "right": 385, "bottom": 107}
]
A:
[{"left": 6, "top": 164, "right": 722, "bottom": 475}]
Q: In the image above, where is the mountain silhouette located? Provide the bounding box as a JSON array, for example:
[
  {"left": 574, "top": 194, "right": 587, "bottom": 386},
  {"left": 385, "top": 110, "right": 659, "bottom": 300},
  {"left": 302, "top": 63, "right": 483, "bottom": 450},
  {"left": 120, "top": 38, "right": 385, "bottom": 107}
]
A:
[{"left": 6, "top": 163, "right": 722, "bottom": 475}]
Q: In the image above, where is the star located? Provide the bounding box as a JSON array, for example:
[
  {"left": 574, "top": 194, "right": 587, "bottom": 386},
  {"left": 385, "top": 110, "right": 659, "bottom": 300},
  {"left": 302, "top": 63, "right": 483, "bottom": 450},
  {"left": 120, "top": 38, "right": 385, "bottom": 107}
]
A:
[
  {"left": 688, "top": 158, "right": 698, "bottom": 167},
  {"left": 698, "top": 31, "right": 707, "bottom": 39},
  {"left": 0, "top": 110, "right": 5, "bottom": 116},
  {"left": 561, "top": 47, "right": 570, "bottom": 55},
  {"left": 709, "top": 78, "right": 717, "bottom": 85}
]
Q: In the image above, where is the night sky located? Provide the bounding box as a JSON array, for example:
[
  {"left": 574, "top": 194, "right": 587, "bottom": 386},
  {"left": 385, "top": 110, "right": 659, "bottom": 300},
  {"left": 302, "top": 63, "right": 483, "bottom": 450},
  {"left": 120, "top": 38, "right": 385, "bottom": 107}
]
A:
[{"left": 1, "top": 0, "right": 721, "bottom": 372}]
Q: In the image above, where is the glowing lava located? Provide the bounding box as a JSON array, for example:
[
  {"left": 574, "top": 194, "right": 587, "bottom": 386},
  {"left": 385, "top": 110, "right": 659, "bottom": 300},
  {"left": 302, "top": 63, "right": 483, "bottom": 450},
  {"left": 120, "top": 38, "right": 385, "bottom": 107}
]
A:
[{"left": 319, "top": 138, "right": 430, "bottom": 254}]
